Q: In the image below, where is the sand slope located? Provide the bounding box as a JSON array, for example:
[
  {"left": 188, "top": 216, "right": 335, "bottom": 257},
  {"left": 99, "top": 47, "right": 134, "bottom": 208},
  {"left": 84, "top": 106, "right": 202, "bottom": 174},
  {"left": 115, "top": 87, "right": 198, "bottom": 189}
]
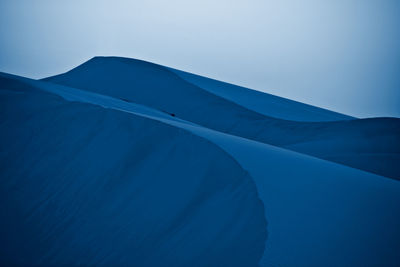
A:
[
  {"left": 0, "top": 75, "right": 266, "bottom": 266},
  {"left": 44, "top": 57, "right": 400, "bottom": 179},
  {"left": 0, "top": 58, "right": 399, "bottom": 266}
]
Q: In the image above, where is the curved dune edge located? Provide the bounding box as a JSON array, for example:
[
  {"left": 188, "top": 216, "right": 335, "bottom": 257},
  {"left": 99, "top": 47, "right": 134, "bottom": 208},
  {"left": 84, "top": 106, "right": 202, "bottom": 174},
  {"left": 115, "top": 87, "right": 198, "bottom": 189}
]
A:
[{"left": 0, "top": 74, "right": 267, "bottom": 266}]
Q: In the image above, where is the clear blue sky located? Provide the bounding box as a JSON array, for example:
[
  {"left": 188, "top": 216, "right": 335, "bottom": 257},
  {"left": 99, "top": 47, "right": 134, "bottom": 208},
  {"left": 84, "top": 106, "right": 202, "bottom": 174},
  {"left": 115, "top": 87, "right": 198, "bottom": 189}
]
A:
[{"left": 1, "top": 0, "right": 399, "bottom": 118}]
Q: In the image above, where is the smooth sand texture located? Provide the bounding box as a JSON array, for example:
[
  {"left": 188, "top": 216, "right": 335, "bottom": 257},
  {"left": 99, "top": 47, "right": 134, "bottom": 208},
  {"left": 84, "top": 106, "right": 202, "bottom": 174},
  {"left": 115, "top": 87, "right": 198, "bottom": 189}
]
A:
[{"left": 1, "top": 58, "right": 399, "bottom": 266}]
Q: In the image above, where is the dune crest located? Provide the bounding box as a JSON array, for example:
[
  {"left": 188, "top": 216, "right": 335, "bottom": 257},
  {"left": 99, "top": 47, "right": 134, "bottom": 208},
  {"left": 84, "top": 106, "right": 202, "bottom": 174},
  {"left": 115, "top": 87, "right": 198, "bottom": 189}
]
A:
[{"left": 44, "top": 57, "right": 400, "bottom": 179}]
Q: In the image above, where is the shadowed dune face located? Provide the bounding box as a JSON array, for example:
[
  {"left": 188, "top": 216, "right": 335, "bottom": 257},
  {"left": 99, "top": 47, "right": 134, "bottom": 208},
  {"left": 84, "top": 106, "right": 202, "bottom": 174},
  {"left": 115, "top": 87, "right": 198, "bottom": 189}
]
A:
[
  {"left": 250, "top": 117, "right": 400, "bottom": 179},
  {"left": 0, "top": 76, "right": 267, "bottom": 266},
  {"left": 167, "top": 67, "right": 354, "bottom": 122},
  {"left": 280, "top": 118, "right": 400, "bottom": 178},
  {"left": 44, "top": 57, "right": 400, "bottom": 179}
]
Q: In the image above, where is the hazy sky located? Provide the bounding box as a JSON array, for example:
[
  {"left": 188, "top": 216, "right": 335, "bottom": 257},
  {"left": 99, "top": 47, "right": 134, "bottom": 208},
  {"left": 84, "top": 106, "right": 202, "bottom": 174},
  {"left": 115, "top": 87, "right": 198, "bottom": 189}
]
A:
[{"left": 1, "top": 0, "right": 399, "bottom": 118}]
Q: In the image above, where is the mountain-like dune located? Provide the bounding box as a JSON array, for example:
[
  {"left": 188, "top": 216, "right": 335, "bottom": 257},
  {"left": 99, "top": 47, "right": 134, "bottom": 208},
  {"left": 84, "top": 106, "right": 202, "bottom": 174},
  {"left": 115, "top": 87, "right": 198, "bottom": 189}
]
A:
[
  {"left": 44, "top": 57, "right": 400, "bottom": 179},
  {"left": 1, "top": 57, "right": 399, "bottom": 266}
]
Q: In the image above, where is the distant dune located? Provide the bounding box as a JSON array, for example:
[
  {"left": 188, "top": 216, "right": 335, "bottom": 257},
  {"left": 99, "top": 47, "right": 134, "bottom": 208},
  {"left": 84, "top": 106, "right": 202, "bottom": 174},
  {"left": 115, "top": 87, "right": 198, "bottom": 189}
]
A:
[
  {"left": 1, "top": 57, "right": 399, "bottom": 266},
  {"left": 44, "top": 57, "right": 400, "bottom": 179}
]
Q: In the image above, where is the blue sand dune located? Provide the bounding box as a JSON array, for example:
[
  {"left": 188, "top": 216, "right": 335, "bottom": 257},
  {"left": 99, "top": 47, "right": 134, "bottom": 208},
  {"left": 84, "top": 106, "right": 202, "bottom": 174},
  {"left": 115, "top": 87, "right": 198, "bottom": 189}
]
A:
[
  {"left": 0, "top": 75, "right": 266, "bottom": 266},
  {"left": 44, "top": 57, "right": 400, "bottom": 179},
  {"left": 168, "top": 66, "right": 353, "bottom": 122},
  {"left": 1, "top": 57, "right": 400, "bottom": 266}
]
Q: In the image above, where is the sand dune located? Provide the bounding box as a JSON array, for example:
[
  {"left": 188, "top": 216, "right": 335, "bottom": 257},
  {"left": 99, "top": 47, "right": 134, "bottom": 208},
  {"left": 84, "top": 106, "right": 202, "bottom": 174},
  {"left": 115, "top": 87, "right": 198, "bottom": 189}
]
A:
[
  {"left": 44, "top": 57, "right": 400, "bottom": 179},
  {"left": 0, "top": 74, "right": 266, "bottom": 266},
  {"left": 1, "top": 57, "right": 399, "bottom": 266},
  {"left": 168, "top": 66, "right": 353, "bottom": 122}
]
